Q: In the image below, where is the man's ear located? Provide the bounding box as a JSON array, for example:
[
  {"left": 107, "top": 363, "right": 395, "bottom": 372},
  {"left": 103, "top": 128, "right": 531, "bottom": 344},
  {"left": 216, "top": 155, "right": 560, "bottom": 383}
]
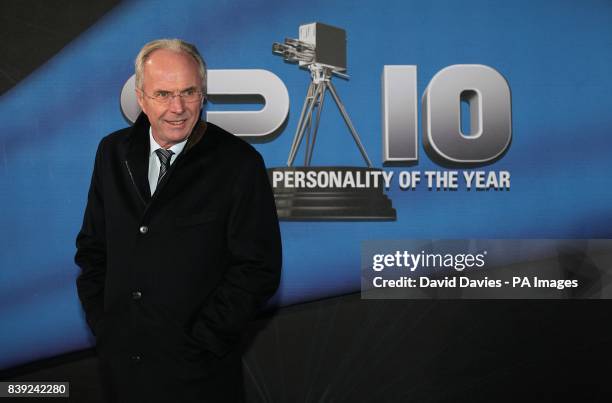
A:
[{"left": 135, "top": 88, "right": 145, "bottom": 112}]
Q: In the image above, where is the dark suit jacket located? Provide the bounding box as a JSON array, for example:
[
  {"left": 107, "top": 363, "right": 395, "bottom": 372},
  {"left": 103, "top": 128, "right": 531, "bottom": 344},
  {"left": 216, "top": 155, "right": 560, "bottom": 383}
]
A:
[{"left": 75, "top": 113, "right": 282, "bottom": 402}]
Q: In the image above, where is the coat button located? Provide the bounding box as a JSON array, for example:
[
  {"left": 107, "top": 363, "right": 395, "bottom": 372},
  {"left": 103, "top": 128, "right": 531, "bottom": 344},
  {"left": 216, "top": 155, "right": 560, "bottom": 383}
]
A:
[
  {"left": 132, "top": 291, "right": 142, "bottom": 300},
  {"left": 139, "top": 226, "right": 148, "bottom": 234}
]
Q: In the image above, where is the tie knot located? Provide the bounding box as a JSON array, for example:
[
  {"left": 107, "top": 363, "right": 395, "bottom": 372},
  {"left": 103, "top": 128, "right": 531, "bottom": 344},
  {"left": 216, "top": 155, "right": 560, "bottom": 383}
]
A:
[{"left": 155, "top": 148, "right": 174, "bottom": 165}]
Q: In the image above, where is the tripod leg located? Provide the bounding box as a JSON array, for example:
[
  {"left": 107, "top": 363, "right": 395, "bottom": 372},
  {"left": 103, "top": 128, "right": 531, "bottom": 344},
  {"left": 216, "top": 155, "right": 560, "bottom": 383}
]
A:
[
  {"left": 306, "top": 84, "right": 326, "bottom": 166},
  {"left": 304, "top": 85, "right": 323, "bottom": 165},
  {"left": 288, "top": 82, "right": 323, "bottom": 166},
  {"left": 326, "top": 81, "right": 373, "bottom": 167},
  {"left": 299, "top": 83, "right": 322, "bottom": 165},
  {"left": 302, "top": 105, "right": 314, "bottom": 166},
  {"left": 288, "top": 82, "right": 315, "bottom": 164},
  {"left": 303, "top": 120, "right": 311, "bottom": 166}
]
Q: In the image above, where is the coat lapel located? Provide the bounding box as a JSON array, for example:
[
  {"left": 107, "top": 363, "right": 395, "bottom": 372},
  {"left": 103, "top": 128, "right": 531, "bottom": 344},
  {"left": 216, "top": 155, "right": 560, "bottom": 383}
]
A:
[
  {"left": 125, "top": 113, "right": 152, "bottom": 204},
  {"left": 151, "top": 120, "right": 208, "bottom": 197},
  {"left": 125, "top": 115, "right": 209, "bottom": 206},
  {"left": 183, "top": 120, "right": 207, "bottom": 155}
]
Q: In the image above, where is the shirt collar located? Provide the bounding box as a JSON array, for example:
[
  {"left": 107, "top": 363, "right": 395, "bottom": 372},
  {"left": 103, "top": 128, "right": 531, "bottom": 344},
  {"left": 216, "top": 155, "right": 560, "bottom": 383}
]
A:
[{"left": 149, "top": 127, "right": 188, "bottom": 157}]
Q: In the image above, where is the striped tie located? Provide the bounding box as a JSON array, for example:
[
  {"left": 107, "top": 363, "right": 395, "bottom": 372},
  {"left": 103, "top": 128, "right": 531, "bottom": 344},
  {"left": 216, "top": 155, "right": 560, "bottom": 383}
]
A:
[{"left": 155, "top": 148, "right": 174, "bottom": 184}]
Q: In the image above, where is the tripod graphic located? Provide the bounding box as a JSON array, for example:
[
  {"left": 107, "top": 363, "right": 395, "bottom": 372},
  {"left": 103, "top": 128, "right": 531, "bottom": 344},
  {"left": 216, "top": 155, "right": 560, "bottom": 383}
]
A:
[
  {"left": 287, "top": 64, "right": 373, "bottom": 168},
  {"left": 270, "top": 22, "right": 396, "bottom": 221}
]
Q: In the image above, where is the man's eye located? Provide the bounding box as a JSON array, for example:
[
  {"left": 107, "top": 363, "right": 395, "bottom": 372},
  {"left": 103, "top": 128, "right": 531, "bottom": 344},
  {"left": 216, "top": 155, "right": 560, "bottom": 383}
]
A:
[
  {"left": 154, "top": 91, "right": 170, "bottom": 98},
  {"left": 182, "top": 89, "right": 196, "bottom": 96}
]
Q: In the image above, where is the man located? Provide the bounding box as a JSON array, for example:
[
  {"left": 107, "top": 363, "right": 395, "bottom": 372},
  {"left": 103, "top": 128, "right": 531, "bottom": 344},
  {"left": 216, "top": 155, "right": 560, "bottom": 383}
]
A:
[{"left": 75, "top": 39, "right": 282, "bottom": 402}]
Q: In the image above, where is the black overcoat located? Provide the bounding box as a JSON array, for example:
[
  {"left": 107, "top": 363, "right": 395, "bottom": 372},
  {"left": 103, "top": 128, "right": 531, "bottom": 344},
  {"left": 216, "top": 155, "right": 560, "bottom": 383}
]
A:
[{"left": 75, "top": 114, "right": 282, "bottom": 402}]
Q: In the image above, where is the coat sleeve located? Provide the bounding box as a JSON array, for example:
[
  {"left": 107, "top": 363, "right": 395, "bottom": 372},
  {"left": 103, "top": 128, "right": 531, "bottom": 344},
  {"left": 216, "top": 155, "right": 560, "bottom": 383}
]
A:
[
  {"left": 191, "top": 151, "right": 282, "bottom": 357},
  {"left": 75, "top": 139, "right": 107, "bottom": 334}
]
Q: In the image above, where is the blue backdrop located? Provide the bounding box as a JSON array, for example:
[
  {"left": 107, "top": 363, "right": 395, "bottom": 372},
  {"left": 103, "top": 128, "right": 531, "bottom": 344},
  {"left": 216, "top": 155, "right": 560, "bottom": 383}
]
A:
[{"left": 1, "top": 0, "right": 611, "bottom": 369}]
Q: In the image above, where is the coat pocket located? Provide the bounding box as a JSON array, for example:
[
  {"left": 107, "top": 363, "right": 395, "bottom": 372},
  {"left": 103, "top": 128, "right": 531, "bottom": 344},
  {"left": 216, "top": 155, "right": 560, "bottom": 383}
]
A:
[
  {"left": 175, "top": 212, "right": 218, "bottom": 227},
  {"left": 94, "top": 316, "right": 111, "bottom": 352}
]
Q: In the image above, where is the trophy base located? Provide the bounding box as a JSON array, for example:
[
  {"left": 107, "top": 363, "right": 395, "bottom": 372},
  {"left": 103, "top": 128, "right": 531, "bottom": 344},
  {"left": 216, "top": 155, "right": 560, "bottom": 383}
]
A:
[{"left": 267, "top": 167, "right": 396, "bottom": 221}]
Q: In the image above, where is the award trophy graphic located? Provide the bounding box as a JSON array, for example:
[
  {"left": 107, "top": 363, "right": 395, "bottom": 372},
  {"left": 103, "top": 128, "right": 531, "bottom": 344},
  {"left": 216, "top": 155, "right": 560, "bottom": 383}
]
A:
[{"left": 269, "top": 22, "right": 396, "bottom": 220}]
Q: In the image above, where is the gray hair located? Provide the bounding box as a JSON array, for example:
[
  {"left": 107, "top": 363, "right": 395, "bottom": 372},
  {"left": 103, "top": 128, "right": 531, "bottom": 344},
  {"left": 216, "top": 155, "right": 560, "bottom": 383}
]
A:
[{"left": 134, "top": 38, "right": 207, "bottom": 93}]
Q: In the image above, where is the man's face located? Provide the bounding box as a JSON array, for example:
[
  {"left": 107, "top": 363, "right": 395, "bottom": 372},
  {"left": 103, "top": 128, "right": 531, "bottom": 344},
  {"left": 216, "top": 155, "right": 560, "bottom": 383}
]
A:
[{"left": 136, "top": 49, "right": 203, "bottom": 148}]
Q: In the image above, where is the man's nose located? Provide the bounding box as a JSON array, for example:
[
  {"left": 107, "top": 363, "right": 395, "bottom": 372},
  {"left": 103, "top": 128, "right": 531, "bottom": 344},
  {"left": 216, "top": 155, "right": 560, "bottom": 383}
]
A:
[{"left": 168, "top": 94, "right": 185, "bottom": 113}]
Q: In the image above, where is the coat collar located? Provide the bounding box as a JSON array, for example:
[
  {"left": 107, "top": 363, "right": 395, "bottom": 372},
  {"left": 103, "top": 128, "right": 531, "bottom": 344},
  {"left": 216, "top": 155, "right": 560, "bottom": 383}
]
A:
[{"left": 125, "top": 113, "right": 208, "bottom": 202}]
